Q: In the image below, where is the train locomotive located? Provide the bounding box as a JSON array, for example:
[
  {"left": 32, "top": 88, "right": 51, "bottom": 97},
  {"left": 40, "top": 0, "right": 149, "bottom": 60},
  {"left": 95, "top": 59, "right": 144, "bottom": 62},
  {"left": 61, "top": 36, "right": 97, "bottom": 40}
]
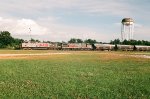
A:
[{"left": 22, "top": 42, "right": 92, "bottom": 50}]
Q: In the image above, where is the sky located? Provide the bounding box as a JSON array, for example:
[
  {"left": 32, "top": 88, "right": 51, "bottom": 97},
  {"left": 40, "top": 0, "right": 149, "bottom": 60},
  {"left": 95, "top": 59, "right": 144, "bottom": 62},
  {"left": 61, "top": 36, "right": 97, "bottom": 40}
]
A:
[{"left": 0, "top": 0, "right": 150, "bottom": 42}]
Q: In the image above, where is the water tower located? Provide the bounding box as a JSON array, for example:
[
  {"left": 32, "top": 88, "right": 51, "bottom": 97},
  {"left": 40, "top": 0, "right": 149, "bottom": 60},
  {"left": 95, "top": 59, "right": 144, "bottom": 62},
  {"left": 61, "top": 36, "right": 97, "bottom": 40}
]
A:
[{"left": 121, "top": 18, "right": 134, "bottom": 41}]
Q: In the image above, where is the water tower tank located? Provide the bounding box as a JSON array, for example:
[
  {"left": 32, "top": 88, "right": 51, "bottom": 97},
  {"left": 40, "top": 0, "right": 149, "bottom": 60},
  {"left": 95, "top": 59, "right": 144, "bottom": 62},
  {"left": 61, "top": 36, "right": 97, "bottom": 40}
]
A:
[{"left": 122, "top": 18, "right": 134, "bottom": 26}]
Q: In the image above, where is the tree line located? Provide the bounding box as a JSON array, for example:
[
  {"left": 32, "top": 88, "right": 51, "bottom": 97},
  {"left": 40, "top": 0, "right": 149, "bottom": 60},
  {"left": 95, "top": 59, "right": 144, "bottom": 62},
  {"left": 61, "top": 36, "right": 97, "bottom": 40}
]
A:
[
  {"left": 110, "top": 39, "right": 150, "bottom": 46},
  {"left": 0, "top": 31, "right": 150, "bottom": 49},
  {"left": 0, "top": 31, "right": 23, "bottom": 49},
  {"left": 68, "top": 38, "right": 97, "bottom": 44}
]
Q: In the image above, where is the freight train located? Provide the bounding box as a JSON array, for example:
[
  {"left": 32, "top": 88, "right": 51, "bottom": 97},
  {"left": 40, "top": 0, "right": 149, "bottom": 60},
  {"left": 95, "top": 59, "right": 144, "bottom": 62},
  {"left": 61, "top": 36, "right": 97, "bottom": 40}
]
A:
[{"left": 21, "top": 42, "right": 150, "bottom": 51}]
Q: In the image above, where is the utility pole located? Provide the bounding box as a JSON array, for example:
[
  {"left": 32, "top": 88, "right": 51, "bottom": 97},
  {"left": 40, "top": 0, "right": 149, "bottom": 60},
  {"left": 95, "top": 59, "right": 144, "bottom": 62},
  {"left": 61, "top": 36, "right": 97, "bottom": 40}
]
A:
[{"left": 29, "top": 27, "right": 31, "bottom": 42}]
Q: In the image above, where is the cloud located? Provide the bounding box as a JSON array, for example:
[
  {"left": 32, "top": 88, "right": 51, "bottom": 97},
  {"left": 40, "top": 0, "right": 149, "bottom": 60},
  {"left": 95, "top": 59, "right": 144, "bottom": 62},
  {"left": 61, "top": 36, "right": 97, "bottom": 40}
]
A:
[
  {"left": 76, "top": 0, "right": 132, "bottom": 16},
  {"left": 0, "top": 0, "right": 138, "bottom": 17},
  {"left": 0, "top": 17, "right": 47, "bottom": 36},
  {"left": 134, "top": 24, "right": 143, "bottom": 28},
  {"left": 36, "top": 17, "right": 116, "bottom": 42},
  {"left": 135, "top": 26, "right": 150, "bottom": 41}
]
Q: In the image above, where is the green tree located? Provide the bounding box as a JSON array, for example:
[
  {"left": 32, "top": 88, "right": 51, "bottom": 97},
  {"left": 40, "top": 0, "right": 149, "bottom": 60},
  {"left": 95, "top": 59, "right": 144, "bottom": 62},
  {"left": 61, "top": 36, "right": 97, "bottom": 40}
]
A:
[
  {"left": 68, "top": 38, "right": 76, "bottom": 43},
  {"left": 111, "top": 39, "right": 150, "bottom": 46},
  {"left": 11, "top": 38, "right": 24, "bottom": 49},
  {"left": 122, "top": 40, "right": 129, "bottom": 45},
  {"left": 84, "top": 39, "right": 97, "bottom": 44},
  {"left": 0, "top": 31, "right": 14, "bottom": 48},
  {"left": 30, "top": 38, "right": 36, "bottom": 42},
  {"left": 130, "top": 40, "right": 137, "bottom": 45},
  {"left": 76, "top": 39, "right": 83, "bottom": 43},
  {"left": 68, "top": 38, "right": 83, "bottom": 43},
  {"left": 110, "top": 39, "right": 121, "bottom": 44}
]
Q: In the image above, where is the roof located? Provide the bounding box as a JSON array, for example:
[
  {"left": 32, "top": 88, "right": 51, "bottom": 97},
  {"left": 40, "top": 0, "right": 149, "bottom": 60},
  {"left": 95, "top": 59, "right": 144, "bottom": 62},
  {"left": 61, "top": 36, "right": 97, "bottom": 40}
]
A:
[{"left": 122, "top": 18, "right": 134, "bottom": 23}]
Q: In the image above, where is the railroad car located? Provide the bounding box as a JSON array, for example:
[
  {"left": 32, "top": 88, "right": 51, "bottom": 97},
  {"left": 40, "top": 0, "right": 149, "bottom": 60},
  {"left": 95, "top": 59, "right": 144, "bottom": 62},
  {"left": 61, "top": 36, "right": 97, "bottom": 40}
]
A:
[
  {"left": 94, "top": 44, "right": 115, "bottom": 51},
  {"left": 61, "top": 43, "right": 92, "bottom": 50},
  {"left": 117, "top": 45, "right": 134, "bottom": 51},
  {"left": 135, "top": 45, "right": 150, "bottom": 51}
]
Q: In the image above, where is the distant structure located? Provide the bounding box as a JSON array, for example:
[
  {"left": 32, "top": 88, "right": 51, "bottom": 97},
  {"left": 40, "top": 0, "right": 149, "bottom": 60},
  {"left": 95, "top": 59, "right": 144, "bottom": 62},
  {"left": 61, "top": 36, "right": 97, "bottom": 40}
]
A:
[
  {"left": 121, "top": 18, "right": 134, "bottom": 41},
  {"left": 29, "top": 27, "right": 31, "bottom": 41}
]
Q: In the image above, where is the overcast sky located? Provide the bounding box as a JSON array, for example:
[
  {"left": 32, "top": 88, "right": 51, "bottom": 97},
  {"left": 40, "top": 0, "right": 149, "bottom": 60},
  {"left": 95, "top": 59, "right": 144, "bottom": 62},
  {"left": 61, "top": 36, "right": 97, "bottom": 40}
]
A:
[{"left": 0, "top": 0, "right": 150, "bottom": 42}]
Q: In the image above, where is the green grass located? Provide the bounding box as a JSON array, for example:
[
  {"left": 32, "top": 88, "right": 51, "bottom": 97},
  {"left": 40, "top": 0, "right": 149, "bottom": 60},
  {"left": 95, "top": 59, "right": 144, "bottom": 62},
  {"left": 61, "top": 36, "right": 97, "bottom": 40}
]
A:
[{"left": 0, "top": 51, "right": 150, "bottom": 99}]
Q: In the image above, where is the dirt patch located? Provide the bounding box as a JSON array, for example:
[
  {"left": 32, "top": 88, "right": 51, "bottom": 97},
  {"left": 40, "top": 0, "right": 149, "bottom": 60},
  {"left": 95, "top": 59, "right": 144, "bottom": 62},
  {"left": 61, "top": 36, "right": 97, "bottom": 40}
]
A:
[
  {"left": 0, "top": 53, "right": 71, "bottom": 59},
  {"left": 98, "top": 52, "right": 150, "bottom": 61},
  {"left": 129, "top": 55, "right": 150, "bottom": 59}
]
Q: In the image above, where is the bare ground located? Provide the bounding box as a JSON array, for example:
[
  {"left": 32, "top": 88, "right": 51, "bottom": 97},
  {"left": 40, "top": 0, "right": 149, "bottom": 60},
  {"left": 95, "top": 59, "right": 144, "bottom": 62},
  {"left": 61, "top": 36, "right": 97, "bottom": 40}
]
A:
[
  {"left": 0, "top": 53, "right": 71, "bottom": 59},
  {"left": 0, "top": 52, "right": 149, "bottom": 60}
]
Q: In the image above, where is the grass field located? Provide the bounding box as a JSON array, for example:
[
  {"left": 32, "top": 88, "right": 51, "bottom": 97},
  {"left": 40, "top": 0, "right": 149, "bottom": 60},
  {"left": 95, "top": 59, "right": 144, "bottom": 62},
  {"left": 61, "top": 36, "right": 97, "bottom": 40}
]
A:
[{"left": 0, "top": 50, "right": 150, "bottom": 99}]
